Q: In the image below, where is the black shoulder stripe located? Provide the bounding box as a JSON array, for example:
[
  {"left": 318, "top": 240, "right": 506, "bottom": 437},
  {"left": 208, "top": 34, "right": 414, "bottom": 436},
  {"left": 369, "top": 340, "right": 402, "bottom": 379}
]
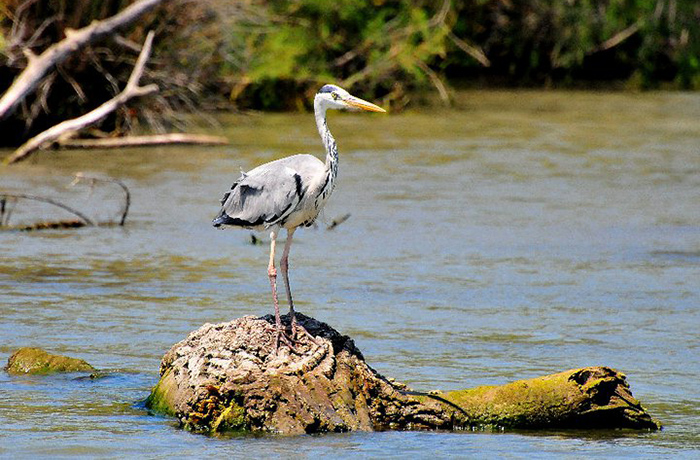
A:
[
  {"left": 293, "top": 173, "right": 304, "bottom": 200},
  {"left": 220, "top": 191, "right": 231, "bottom": 205},
  {"left": 220, "top": 182, "right": 239, "bottom": 205},
  {"left": 319, "top": 173, "right": 330, "bottom": 194}
]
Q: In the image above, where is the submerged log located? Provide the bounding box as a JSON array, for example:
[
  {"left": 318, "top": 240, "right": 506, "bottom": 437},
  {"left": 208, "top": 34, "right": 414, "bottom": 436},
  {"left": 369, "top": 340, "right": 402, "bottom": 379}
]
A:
[
  {"left": 146, "top": 313, "right": 661, "bottom": 434},
  {"left": 5, "top": 219, "right": 87, "bottom": 231}
]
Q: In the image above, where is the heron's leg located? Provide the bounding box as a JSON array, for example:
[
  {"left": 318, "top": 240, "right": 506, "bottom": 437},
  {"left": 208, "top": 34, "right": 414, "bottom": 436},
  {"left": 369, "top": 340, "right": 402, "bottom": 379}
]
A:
[
  {"left": 280, "top": 228, "right": 297, "bottom": 332},
  {"left": 280, "top": 228, "right": 320, "bottom": 345},
  {"left": 267, "top": 230, "right": 285, "bottom": 349}
]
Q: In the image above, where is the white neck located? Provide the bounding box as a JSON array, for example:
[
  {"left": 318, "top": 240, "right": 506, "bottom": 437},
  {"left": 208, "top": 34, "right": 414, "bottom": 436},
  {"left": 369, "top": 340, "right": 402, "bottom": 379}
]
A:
[{"left": 314, "top": 97, "right": 338, "bottom": 172}]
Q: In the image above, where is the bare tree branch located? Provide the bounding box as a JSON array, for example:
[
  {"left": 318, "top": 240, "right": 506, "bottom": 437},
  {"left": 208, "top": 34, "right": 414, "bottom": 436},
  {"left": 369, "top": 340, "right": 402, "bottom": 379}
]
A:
[
  {"left": 0, "top": 0, "right": 172, "bottom": 120},
  {"left": 414, "top": 59, "right": 451, "bottom": 105},
  {"left": 592, "top": 22, "right": 642, "bottom": 53},
  {"left": 71, "top": 173, "right": 131, "bottom": 226},
  {"left": 448, "top": 32, "right": 491, "bottom": 67},
  {"left": 4, "top": 31, "right": 158, "bottom": 165}
]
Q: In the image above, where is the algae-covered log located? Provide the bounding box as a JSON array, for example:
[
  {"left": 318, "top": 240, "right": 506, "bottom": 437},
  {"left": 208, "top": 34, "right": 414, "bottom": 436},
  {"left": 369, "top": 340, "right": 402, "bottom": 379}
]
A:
[
  {"left": 438, "top": 366, "right": 659, "bottom": 429},
  {"left": 6, "top": 347, "right": 95, "bottom": 375},
  {"left": 146, "top": 314, "right": 660, "bottom": 434}
]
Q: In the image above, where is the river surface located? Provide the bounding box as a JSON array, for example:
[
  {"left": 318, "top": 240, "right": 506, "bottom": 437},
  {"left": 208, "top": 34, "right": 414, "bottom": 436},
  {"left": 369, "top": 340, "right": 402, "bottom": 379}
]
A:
[{"left": 1, "top": 90, "right": 699, "bottom": 458}]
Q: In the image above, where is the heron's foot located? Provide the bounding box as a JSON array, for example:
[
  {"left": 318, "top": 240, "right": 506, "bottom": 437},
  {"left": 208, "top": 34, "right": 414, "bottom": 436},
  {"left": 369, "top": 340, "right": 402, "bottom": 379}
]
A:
[
  {"left": 262, "top": 322, "right": 309, "bottom": 354},
  {"left": 260, "top": 320, "right": 293, "bottom": 351},
  {"left": 289, "top": 319, "right": 322, "bottom": 348},
  {"left": 262, "top": 314, "right": 322, "bottom": 353},
  {"left": 274, "top": 327, "right": 294, "bottom": 351}
]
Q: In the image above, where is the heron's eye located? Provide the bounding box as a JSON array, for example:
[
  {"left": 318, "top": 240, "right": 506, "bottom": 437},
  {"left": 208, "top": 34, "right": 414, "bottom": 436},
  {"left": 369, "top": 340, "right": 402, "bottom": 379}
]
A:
[{"left": 331, "top": 92, "right": 339, "bottom": 101}]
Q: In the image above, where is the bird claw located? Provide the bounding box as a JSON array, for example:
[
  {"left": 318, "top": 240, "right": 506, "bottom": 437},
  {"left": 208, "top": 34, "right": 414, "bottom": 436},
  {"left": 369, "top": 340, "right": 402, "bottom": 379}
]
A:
[
  {"left": 274, "top": 328, "right": 294, "bottom": 351},
  {"left": 264, "top": 320, "right": 321, "bottom": 354},
  {"left": 290, "top": 320, "right": 322, "bottom": 348}
]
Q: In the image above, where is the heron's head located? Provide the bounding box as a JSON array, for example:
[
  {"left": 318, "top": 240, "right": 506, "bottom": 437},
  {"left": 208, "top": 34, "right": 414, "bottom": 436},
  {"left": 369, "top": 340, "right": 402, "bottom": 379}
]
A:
[{"left": 315, "top": 84, "right": 386, "bottom": 113}]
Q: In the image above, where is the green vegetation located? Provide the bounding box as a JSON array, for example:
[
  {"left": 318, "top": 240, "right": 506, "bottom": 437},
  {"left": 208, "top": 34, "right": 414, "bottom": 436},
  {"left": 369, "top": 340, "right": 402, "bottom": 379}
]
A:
[
  {"left": 222, "top": 0, "right": 700, "bottom": 109},
  {"left": 223, "top": 0, "right": 456, "bottom": 109}
]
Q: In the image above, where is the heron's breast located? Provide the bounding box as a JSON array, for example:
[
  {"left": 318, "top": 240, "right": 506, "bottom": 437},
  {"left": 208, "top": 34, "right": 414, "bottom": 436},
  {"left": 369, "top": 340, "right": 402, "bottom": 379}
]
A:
[{"left": 281, "top": 181, "right": 332, "bottom": 229}]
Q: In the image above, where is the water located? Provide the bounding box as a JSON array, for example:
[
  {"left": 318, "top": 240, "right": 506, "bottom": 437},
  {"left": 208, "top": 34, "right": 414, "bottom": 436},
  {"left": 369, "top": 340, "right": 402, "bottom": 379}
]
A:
[{"left": 1, "top": 90, "right": 699, "bottom": 458}]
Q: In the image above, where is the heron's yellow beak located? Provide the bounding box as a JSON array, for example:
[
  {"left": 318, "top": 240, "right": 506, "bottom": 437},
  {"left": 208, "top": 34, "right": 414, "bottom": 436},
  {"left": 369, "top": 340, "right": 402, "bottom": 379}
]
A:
[{"left": 344, "top": 96, "right": 386, "bottom": 113}]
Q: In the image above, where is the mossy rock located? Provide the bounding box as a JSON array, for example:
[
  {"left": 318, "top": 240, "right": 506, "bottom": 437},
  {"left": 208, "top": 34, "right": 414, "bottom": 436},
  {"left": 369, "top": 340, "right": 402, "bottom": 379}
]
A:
[{"left": 6, "top": 347, "right": 95, "bottom": 375}]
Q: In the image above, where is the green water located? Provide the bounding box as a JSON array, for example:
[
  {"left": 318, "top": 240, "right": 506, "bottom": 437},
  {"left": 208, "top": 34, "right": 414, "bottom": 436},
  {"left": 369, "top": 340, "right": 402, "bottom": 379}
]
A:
[{"left": 1, "top": 90, "right": 699, "bottom": 457}]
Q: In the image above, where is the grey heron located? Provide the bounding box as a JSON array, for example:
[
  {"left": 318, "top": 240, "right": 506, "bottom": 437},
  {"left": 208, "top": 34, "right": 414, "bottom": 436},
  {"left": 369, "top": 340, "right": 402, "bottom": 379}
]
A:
[{"left": 213, "top": 84, "right": 386, "bottom": 349}]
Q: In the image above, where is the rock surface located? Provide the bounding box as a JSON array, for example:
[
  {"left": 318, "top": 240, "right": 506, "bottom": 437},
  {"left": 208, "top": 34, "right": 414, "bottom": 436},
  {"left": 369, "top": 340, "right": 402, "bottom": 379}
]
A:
[
  {"left": 147, "top": 313, "right": 445, "bottom": 433},
  {"left": 147, "top": 313, "right": 661, "bottom": 434},
  {"left": 6, "top": 347, "right": 95, "bottom": 375}
]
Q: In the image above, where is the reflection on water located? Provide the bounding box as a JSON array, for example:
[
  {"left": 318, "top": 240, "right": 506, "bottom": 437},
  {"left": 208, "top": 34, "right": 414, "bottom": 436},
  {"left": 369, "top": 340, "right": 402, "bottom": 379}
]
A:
[{"left": 1, "top": 91, "right": 699, "bottom": 457}]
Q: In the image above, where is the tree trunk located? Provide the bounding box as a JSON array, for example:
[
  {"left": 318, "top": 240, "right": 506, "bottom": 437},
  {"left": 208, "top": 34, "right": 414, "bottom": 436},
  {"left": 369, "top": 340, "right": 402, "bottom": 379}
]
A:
[{"left": 146, "top": 313, "right": 661, "bottom": 434}]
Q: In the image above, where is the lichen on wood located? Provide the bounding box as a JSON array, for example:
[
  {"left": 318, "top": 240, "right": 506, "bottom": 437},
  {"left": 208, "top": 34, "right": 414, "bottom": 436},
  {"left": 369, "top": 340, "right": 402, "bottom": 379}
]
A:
[{"left": 146, "top": 313, "right": 661, "bottom": 434}]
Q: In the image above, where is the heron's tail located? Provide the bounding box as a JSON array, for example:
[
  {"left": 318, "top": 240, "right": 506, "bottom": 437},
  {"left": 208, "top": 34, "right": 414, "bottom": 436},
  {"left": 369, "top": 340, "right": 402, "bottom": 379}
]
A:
[
  {"left": 213, "top": 209, "right": 245, "bottom": 228},
  {"left": 212, "top": 210, "right": 229, "bottom": 228}
]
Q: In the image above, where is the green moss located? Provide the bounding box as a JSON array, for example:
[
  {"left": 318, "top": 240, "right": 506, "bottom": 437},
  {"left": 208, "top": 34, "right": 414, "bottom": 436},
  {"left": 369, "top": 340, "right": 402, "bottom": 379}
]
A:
[
  {"left": 145, "top": 369, "right": 177, "bottom": 417},
  {"left": 5, "top": 347, "right": 95, "bottom": 375},
  {"left": 440, "top": 371, "right": 583, "bottom": 428},
  {"left": 211, "top": 401, "right": 247, "bottom": 432}
]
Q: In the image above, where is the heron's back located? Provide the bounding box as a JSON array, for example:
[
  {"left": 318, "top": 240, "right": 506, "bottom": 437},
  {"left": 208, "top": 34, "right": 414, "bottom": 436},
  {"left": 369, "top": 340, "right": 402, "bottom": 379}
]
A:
[{"left": 213, "top": 154, "right": 328, "bottom": 231}]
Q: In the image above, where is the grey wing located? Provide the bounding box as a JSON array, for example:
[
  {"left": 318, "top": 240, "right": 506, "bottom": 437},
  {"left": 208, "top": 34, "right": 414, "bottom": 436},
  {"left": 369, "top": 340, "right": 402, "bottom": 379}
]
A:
[{"left": 212, "top": 163, "right": 304, "bottom": 229}]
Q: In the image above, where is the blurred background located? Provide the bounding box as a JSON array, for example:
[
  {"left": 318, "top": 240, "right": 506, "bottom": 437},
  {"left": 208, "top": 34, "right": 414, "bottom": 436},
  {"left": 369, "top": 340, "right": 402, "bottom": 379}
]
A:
[{"left": 1, "top": 0, "right": 699, "bottom": 145}]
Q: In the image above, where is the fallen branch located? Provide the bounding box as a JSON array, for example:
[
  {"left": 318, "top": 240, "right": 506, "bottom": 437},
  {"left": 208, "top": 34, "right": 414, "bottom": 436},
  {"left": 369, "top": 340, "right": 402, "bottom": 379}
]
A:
[
  {"left": 1, "top": 173, "right": 132, "bottom": 231},
  {"left": 58, "top": 133, "right": 229, "bottom": 149},
  {"left": 4, "top": 31, "right": 158, "bottom": 165},
  {"left": 0, "top": 193, "right": 94, "bottom": 227},
  {"left": 10, "top": 220, "right": 88, "bottom": 232},
  {"left": 0, "top": 0, "right": 171, "bottom": 121}
]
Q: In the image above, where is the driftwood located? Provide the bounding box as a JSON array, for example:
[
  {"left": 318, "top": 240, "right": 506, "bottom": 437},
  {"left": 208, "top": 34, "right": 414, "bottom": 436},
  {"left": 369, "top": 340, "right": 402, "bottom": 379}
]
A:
[
  {"left": 58, "top": 133, "right": 229, "bottom": 149},
  {"left": 0, "top": 0, "right": 171, "bottom": 121},
  {"left": 6, "top": 220, "right": 88, "bottom": 231},
  {"left": 1, "top": 173, "right": 130, "bottom": 230},
  {"left": 146, "top": 313, "right": 661, "bottom": 434},
  {"left": 0, "top": 193, "right": 94, "bottom": 227},
  {"left": 4, "top": 32, "right": 158, "bottom": 165}
]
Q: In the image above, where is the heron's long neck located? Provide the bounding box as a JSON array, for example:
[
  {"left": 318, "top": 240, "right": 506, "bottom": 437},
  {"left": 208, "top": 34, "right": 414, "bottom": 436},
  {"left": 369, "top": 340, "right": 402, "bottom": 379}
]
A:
[{"left": 314, "top": 101, "right": 338, "bottom": 183}]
